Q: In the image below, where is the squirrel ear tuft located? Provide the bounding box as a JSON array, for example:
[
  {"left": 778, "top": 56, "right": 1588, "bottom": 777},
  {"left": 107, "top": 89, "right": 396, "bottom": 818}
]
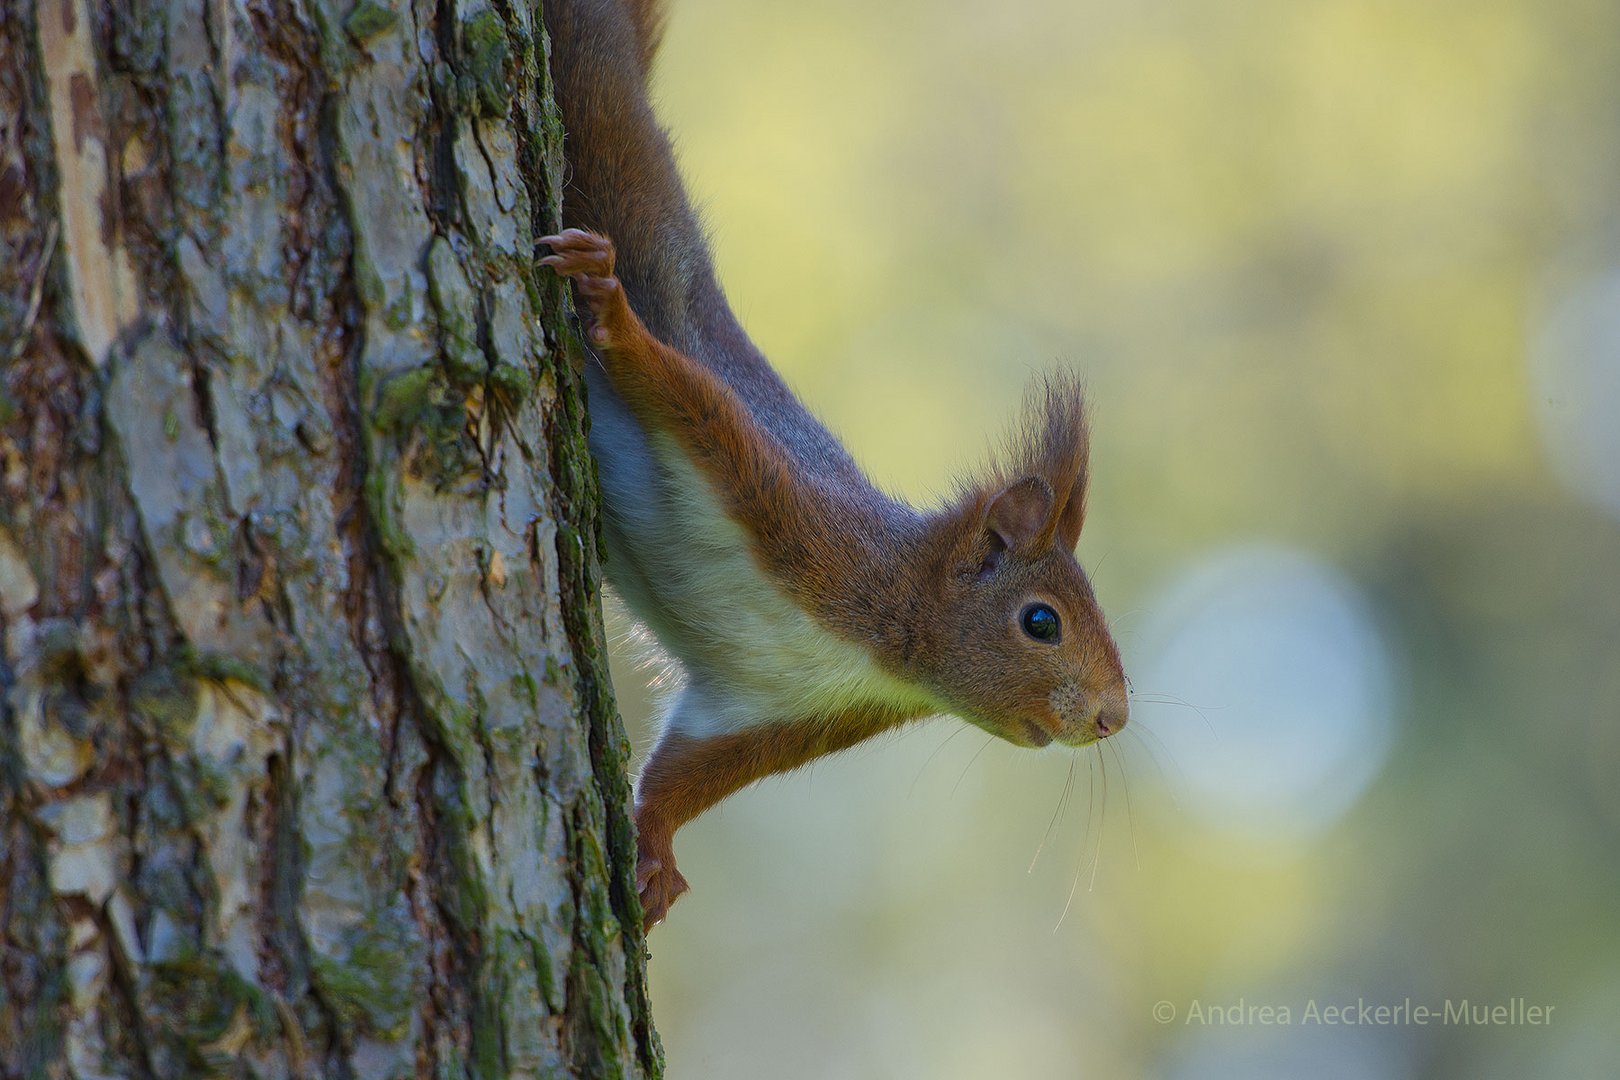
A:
[
  {"left": 986, "top": 476, "right": 1056, "bottom": 556},
  {"left": 1053, "top": 468, "right": 1088, "bottom": 552},
  {"left": 998, "top": 371, "right": 1091, "bottom": 553}
]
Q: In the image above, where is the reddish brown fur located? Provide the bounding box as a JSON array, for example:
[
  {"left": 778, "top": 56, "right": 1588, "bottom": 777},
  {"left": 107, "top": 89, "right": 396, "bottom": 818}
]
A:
[
  {"left": 541, "top": 232, "right": 1128, "bottom": 927},
  {"left": 542, "top": 0, "right": 1127, "bottom": 930},
  {"left": 536, "top": 233, "right": 921, "bottom": 669}
]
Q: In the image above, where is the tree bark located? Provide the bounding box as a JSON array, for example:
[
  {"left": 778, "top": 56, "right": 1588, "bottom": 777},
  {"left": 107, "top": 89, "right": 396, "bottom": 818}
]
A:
[{"left": 0, "top": 0, "right": 660, "bottom": 1075}]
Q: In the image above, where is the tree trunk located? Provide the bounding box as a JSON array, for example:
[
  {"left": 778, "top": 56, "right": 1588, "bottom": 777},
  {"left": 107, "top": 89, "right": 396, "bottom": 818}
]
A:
[{"left": 0, "top": 0, "right": 660, "bottom": 1075}]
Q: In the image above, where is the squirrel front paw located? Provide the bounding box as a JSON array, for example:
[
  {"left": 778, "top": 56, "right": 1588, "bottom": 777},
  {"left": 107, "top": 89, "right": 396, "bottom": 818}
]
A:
[
  {"left": 538, "top": 228, "right": 631, "bottom": 348},
  {"left": 634, "top": 836, "right": 690, "bottom": 931}
]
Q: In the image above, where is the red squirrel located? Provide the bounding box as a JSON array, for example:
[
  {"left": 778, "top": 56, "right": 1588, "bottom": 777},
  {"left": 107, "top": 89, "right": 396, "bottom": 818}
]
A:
[{"left": 539, "top": 0, "right": 1128, "bottom": 929}]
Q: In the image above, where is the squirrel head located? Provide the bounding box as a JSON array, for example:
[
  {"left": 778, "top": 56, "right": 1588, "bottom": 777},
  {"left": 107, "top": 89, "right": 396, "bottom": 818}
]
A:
[{"left": 911, "top": 375, "right": 1127, "bottom": 748}]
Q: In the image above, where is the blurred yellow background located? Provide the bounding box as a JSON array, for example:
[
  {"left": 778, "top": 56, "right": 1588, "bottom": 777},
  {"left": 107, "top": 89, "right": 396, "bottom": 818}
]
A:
[{"left": 601, "top": 0, "right": 1620, "bottom": 1076}]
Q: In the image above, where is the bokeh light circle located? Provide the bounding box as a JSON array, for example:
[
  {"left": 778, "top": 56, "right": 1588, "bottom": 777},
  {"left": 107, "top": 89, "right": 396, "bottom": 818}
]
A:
[{"left": 1131, "top": 544, "right": 1398, "bottom": 837}]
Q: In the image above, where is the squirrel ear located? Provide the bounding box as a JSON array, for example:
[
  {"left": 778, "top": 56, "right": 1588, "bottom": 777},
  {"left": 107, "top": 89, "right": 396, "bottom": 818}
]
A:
[
  {"left": 986, "top": 476, "right": 1056, "bottom": 556},
  {"left": 1053, "top": 468, "right": 1089, "bottom": 552}
]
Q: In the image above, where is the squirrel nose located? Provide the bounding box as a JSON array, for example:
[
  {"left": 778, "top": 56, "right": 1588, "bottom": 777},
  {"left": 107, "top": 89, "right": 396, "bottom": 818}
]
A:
[
  {"left": 1092, "top": 695, "right": 1129, "bottom": 740},
  {"left": 1049, "top": 682, "right": 1129, "bottom": 745}
]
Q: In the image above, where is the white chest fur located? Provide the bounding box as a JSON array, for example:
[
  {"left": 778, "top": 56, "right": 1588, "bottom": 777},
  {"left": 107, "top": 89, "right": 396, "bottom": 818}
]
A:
[{"left": 587, "top": 373, "right": 937, "bottom": 738}]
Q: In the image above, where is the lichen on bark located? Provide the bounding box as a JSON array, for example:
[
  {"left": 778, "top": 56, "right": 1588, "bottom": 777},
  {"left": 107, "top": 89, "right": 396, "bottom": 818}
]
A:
[{"left": 0, "top": 0, "right": 660, "bottom": 1075}]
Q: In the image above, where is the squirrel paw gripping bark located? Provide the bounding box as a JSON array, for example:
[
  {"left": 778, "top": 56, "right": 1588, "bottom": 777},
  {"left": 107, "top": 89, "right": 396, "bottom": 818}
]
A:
[
  {"left": 539, "top": 229, "right": 633, "bottom": 348},
  {"left": 634, "top": 840, "right": 689, "bottom": 931}
]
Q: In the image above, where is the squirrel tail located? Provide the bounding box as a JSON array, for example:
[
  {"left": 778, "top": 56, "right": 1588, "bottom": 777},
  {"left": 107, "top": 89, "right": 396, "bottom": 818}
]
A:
[
  {"left": 543, "top": 0, "right": 755, "bottom": 366},
  {"left": 625, "top": 0, "right": 669, "bottom": 72}
]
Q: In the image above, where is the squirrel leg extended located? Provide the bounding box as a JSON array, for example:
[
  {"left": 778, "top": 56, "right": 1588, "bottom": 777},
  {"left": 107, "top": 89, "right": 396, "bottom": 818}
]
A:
[
  {"left": 633, "top": 725, "right": 812, "bottom": 930},
  {"left": 632, "top": 726, "right": 808, "bottom": 930},
  {"left": 633, "top": 704, "right": 915, "bottom": 929}
]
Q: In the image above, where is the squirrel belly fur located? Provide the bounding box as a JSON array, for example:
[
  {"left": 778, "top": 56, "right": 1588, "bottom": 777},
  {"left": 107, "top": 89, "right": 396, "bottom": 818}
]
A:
[{"left": 540, "top": 0, "right": 1129, "bottom": 929}]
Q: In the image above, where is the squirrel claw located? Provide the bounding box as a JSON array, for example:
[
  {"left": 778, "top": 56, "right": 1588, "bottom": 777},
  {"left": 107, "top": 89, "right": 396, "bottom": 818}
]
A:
[
  {"left": 635, "top": 854, "right": 661, "bottom": 891},
  {"left": 635, "top": 844, "right": 689, "bottom": 931},
  {"left": 538, "top": 229, "right": 616, "bottom": 278},
  {"left": 539, "top": 230, "right": 627, "bottom": 346}
]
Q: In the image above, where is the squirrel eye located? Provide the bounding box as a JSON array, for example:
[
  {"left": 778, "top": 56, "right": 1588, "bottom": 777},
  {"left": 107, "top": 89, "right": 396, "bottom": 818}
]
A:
[{"left": 1020, "top": 603, "right": 1061, "bottom": 643}]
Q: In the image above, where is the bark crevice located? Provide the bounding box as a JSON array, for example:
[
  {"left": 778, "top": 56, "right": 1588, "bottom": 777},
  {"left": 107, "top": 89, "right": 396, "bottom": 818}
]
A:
[{"left": 1, "top": 0, "right": 660, "bottom": 1073}]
